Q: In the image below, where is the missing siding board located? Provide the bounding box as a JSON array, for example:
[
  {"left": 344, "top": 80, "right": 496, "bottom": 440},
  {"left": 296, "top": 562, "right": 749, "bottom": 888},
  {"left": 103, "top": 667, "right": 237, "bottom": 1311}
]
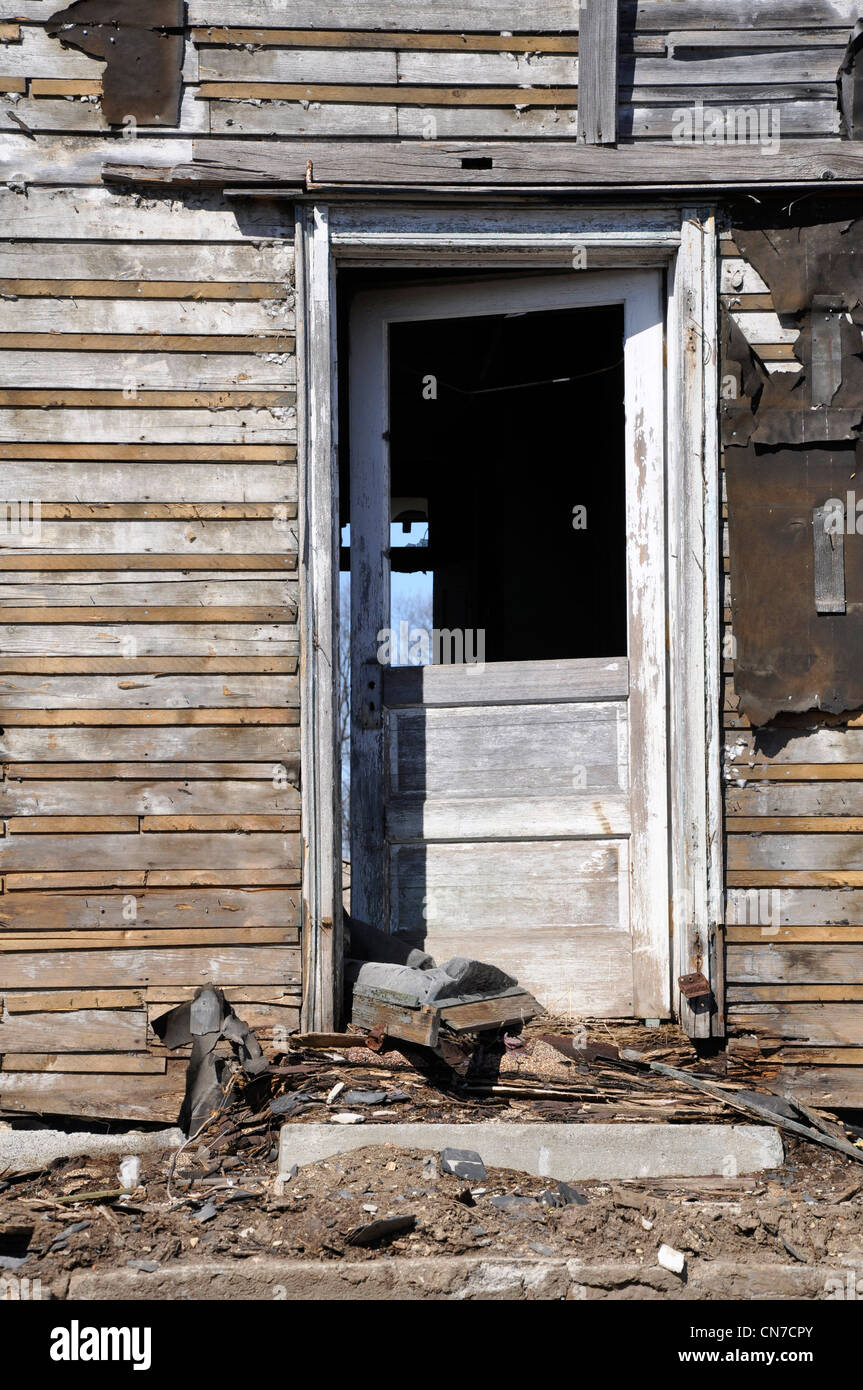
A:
[{"left": 46, "top": 0, "right": 184, "bottom": 127}]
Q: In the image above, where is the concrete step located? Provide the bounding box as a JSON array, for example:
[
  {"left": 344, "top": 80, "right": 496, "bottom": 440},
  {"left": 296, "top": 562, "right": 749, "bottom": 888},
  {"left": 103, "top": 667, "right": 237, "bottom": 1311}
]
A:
[{"left": 277, "top": 1120, "right": 784, "bottom": 1191}]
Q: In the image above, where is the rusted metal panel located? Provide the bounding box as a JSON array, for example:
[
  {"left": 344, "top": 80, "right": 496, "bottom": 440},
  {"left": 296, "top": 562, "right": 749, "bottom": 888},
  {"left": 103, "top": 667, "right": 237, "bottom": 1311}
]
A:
[
  {"left": 726, "top": 445, "right": 863, "bottom": 724},
  {"left": 46, "top": 0, "right": 184, "bottom": 126}
]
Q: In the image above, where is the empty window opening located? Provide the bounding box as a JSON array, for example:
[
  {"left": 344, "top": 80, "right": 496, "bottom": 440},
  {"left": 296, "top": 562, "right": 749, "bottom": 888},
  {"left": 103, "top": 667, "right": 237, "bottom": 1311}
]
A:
[{"left": 385, "top": 302, "right": 627, "bottom": 664}]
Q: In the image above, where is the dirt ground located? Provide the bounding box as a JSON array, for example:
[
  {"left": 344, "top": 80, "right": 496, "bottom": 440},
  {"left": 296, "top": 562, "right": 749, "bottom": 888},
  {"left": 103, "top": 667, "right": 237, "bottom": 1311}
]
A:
[
  {"left": 3, "top": 1020, "right": 862, "bottom": 1298},
  {"left": 1, "top": 1134, "right": 862, "bottom": 1300}
]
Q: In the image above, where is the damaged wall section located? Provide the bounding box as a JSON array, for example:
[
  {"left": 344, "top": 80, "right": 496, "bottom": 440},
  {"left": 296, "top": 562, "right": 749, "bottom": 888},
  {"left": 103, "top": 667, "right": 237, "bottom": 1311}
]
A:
[
  {"left": 722, "top": 200, "right": 863, "bottom": 1109},
  {"left": 724, "top": 210, "right": 863, "bottom": 726}
]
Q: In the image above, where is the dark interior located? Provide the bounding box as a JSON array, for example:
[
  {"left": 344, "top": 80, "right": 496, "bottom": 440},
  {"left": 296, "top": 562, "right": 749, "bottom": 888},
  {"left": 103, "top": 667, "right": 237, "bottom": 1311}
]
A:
[{"left": 341, "top": 280, "right": 628, "bottom": 663}]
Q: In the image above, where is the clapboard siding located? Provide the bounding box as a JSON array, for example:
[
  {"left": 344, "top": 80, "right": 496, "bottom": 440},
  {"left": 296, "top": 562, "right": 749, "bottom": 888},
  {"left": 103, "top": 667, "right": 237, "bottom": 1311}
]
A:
[
  {"left": 0, "top": 1, "right": 858, "bottom": 1116},
  {"left": 0, "top": 5, "right": 852, "bottom": 163},
  {"left": 0, "top": 185, "right": 299, "bottom": 1121}
]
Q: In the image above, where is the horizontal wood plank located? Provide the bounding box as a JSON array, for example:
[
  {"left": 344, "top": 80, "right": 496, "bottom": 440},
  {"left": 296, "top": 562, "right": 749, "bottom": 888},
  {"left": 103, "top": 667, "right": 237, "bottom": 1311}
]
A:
[
  {"left": 0, "top": 946, "right": 301, "bottom": 988},
  {"left": 0, "top": 888, "right": 298, "bottom": 932}
]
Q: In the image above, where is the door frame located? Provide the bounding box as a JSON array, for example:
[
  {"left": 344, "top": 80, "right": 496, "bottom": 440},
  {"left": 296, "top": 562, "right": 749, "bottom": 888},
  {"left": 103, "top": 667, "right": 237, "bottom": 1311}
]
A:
[
  {"left": 348, "top": 270, "right": 668, "bottom": 1018},
  {"left": 295, "top": 201, "right": 723, "bottom": 1037}
]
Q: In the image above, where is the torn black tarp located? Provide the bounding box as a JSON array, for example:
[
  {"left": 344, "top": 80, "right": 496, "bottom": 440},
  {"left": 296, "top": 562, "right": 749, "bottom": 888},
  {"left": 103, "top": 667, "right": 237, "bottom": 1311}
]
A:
[{"left": 152, "top": 986, "right": 267, "bottom": 1136}]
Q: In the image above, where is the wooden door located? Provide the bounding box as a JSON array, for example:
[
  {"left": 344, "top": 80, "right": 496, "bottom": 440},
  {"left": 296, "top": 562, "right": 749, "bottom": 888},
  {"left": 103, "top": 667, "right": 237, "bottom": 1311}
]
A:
[{"left": 349, "top": 272, "right": 669, "bottom": 1018}]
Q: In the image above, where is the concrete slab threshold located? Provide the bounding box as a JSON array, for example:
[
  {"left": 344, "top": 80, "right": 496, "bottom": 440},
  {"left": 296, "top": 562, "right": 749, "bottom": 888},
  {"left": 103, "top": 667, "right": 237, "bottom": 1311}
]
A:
[
  {"left": 67, "top": 1256, "right": 863, "bottom": 1301},
  {"left": 0, "top": 1126, "right": 183, "bottom": 1172},
  {"left": 277, "top": 1122, "right": 784, "bottom": 1190}
]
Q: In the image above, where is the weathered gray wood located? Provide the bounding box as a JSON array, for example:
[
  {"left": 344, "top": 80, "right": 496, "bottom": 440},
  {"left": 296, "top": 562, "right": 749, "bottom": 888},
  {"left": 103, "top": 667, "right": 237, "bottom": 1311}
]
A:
[
  {"left": 0, "top": 832, "right": 297, "bottom": 872},
  {"left": 211, "top": 101, "right": 398, "bottom": 137},
  {"left": 621, "top": 1, "right": 863, "bottom": 28},
  {"left": 392, "top": 840, "right": 624, "bottom": 931},
  {"left": 0, "top": 186, "right": 293, "bottom": 240},
  {"left": 728, "top": 1002, "right": 863, "bottom": 1045},
  {"left": 200, "top": 48, "right": 398, "bottom": 83},
  {"left": 396, "top": 108, "right": 579, "bottom": 139},
  {"left": 622, "top": 100, "right": 839, "bottom": 140},
  {"left": 0, "top": 576, "right": 295, "bottom": 603},
  {"left": 768, "top": 1066, "right": 863, "bottom": 1108},
  {"left": 623, "top": 50, "right": 845, "bottom": 86},
  {"left": 0, "top": 674, "right": 297, "bottom": 709},
  {"left": 295, "top": 204, "right": 342, "bottom": 1032},
  {"left": 0, "top": 520, "right": 297, "bottom": 554},
  {"left": 727, "top": 886, "right": 863, "bottom": 925},
  {"left": 578, "top": 0, "right": 617, "bottom": 145},
  {"left": 0, "top": 888, "right": 299, "bottom": 931},
  {"left": 0, "top": 351, "right": 295, "bottom": 389},
  {"left": 730, "top": 728, "right": 863, "bottom": 763},
  {"left": 0, "top": 1009, "right": 147, "bottom": 1053},
  {"left": 397, "top": 49, "right": 577, "bottom": 85},
  {"left": 0, "top": 242, "right": 293, "bottom": 281},
  {"left": 0, "top": 406, "right": 296, "bottom": 445},
  {"left": 813, "top": 505, "right": 846, "bottom": 614},
  {"left": 0, "top": 463, "right": 295, "bottom": 502},
  {"left": 0, "top": 946, "right": 301, "bottom": 989},
  {"left": 667, "top": 209, "right": 723, "bottom": 1038},
  {"left": 0, "top": 726, "right": 298, "bottom": 761},
  {"left": 394, "top": 840, "right": 630, "bottom": 1014},
  {"left": 0, "top": 297, "right": 292, "bottom": 334},
  {"left": 384, "top": 656, "right": 627, "bottom": 707},
  {"left": 387, "top": 793, "right": 630, "bottom": 841},
  {"left": 388, "top": 702, "right": 627, "bottom": 799},
  {"left": 727, "top": 944, "right": 863, "bottom": 986},
  {"left": 177, "top": 0, "right": 863, "bottom": 27},
  {"left": 0, "top": 90, "right": 210, "bottom": 136},
  {"left": 0, "top": 624, "right": 295, "bottom": 655},
  {"left": 0, "top": 1068, "right": 187, "bottom": 1123},
  {"left": 183, "top": 139, "right": 863, "bottom": 188},
  {"left": 185, "top": 0, "right": 582, "bottom": 26},
  {"left": 728, "top": 835, "right": 863, "bottom": 871}
]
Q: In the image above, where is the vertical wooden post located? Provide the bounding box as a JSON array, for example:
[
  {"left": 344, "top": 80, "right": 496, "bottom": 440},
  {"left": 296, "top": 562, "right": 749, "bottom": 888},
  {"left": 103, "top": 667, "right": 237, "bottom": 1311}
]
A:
[
  {"left": 668, "top": 207, "right": 725, "bottom": 1040},
  {"left": 577, "top": 0, "right": 619, "bottom": 146},
  {"left": 296, "top": 203, "right": 343, "bottom": 1031}
]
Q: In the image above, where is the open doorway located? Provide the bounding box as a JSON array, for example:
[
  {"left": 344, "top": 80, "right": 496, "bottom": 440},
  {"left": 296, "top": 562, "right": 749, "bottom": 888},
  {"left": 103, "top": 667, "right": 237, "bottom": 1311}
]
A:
[{"left": 339, "top": 270, "right": 668, "bottom": 1016}]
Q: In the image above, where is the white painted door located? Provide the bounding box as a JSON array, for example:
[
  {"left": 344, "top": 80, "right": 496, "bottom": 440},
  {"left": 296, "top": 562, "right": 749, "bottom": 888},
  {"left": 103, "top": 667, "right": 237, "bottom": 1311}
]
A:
[{"left": 349, "top": 272, "right": 669, "bottom": 1018}]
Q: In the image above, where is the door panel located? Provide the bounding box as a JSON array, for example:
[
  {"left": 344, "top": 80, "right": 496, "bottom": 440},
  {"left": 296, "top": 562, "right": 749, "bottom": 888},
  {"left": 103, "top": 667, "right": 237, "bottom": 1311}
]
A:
[
  {"left": 391, "top": 840, "right": 633, "bottom": 1016},
  {"left": 387, "top": 700, "right": 629, "bottom": 800}
]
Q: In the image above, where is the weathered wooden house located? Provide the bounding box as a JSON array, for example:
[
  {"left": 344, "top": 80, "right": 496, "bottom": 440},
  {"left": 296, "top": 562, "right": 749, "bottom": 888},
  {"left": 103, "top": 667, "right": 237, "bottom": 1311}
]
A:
[{"left": 1, "top": 0, "right": 863, "bottom": 1123}]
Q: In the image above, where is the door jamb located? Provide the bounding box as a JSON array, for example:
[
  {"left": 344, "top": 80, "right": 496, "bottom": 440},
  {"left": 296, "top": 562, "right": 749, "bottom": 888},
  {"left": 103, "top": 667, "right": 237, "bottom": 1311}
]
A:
[{"left": 295, "top": 202, "right": 723, "bottom": 1037}]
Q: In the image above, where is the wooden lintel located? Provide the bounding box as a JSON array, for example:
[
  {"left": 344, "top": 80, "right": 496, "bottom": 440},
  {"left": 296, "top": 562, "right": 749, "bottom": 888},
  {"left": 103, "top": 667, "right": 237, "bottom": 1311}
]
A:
[{"left": 103, "top": 140, "right": 863, "bottom": 192}]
